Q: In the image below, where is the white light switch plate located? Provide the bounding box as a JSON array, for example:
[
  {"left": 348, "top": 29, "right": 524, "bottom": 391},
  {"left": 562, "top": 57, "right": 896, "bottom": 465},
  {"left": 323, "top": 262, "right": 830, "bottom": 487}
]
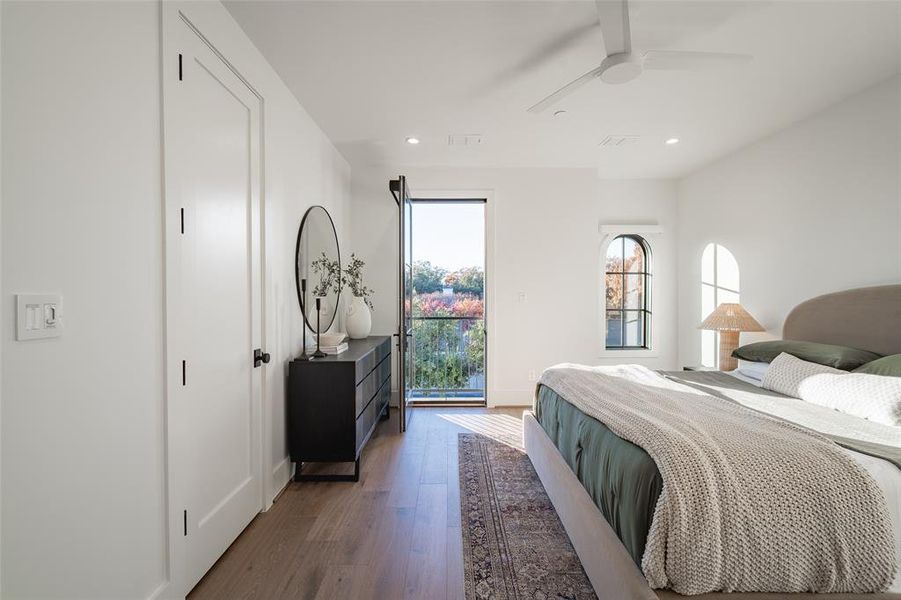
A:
[{"left": 16, "top": 294, "right": 62, "bottom": 340}]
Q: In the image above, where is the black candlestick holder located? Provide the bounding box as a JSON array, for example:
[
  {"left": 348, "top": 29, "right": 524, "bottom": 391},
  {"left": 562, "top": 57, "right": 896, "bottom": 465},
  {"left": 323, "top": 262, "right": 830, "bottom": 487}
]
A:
[
  {"left": 313, "top": 297, "right": 326, "bottom": 359},
  {"left": 298, "top": 278, "right": 310, "bottom": 361}
]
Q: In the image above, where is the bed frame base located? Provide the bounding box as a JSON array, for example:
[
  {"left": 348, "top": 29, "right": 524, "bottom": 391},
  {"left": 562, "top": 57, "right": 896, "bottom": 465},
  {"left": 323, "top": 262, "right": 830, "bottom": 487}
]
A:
[{"left": 522, "top": 411, "right": 899, "bottom": 600}]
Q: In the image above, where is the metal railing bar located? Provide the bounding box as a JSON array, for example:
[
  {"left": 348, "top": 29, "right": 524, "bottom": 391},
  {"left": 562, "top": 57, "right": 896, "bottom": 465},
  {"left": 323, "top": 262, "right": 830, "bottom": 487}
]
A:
[{"left": 411, "top": 316, "right": 482, "bottom": 321}]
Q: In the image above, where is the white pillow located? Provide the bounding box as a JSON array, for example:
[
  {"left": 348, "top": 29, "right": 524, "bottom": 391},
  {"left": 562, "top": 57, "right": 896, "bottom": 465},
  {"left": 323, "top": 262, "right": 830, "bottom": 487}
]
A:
[
  {"left": 797, "top": 372, "right": 901, "bottom": 427},
  {"left": 763, "top": 352, "right": 901, "bottom": 426},
  {"left": 762, "top": 352, "right": 844, "bottom": 397},
  {"left": 736, "top": 359, "right": 770, "bottom": 382}
]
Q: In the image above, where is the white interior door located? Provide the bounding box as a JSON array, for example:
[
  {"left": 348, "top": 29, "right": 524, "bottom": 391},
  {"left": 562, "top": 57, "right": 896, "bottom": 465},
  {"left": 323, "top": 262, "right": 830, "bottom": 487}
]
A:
[{"left": 167, "top": 17, "right": 264, "bottom": 593}]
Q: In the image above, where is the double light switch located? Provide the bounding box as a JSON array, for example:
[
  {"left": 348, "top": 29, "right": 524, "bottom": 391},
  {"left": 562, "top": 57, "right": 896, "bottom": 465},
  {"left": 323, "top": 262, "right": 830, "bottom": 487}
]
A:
[{"left": 16, "top": 294, "right": 62, "bottom": 340}]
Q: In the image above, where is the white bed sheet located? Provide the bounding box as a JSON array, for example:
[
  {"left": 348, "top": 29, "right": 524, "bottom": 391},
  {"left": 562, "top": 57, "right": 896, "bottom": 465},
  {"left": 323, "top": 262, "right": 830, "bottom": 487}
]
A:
[
  {"left": 727, "top": 369, "right": 764, "bottom": 386},
  {"left": 846, "top": 450, "right": 901, "bottom": 592}
]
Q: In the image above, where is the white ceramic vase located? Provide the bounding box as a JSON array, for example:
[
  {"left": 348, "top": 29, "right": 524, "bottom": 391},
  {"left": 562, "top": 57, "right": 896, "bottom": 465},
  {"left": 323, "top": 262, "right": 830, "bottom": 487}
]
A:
[{"left": 345, "top": 296, "right": 372, "bottom": 339}]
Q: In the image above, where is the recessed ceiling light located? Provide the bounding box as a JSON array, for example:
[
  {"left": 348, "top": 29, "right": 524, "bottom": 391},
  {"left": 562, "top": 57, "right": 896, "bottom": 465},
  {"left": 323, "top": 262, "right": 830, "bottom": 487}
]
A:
[
  {"left": 553, "top": 110, "right": 567, "bottom": 117},
  {"left": 665, "top": 137, "right": 680, "bottom": 145},
  {"left": 406, "top": 137, "right": 420, "bottom": 145}
]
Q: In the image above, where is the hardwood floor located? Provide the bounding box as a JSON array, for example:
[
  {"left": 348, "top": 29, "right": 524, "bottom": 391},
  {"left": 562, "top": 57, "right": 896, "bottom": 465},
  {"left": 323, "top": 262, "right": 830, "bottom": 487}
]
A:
[{"left": 188, "top": 406, "right": 528, "bottom": 600}]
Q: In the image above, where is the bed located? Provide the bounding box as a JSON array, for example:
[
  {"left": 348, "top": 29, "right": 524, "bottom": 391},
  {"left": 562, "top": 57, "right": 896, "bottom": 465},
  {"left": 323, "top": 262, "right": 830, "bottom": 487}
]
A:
[{"left": 524, "top": 285, "right": 901, "bottom": 599}]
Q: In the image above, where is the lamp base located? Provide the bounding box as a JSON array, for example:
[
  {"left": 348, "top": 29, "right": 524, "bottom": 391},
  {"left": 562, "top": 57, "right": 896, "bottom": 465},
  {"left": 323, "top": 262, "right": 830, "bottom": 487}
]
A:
[{"left": 718, "top": 330, "right": 740, "bottom": 371}]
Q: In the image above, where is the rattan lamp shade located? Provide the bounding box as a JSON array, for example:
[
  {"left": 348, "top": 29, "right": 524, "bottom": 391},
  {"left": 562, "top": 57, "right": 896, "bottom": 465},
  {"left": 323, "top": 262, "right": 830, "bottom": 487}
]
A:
[
  {"left": 699, "top": 303, "right": 764, "bottom": 371},
  {"left": 699, "top": 303, "right": 765, "bottom": 332}
]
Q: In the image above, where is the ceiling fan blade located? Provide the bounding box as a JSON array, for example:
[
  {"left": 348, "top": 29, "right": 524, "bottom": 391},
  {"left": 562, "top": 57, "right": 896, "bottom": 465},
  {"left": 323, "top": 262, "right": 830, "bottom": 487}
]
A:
[
  {"left": 596, "top": 0, "right": 632, "bottom": 56},
  {"left": 642, "top": 50, "right": 753, "bottom": 71},
  {"left": 527, "top": 65, "right": 605, "bottom": 113}
]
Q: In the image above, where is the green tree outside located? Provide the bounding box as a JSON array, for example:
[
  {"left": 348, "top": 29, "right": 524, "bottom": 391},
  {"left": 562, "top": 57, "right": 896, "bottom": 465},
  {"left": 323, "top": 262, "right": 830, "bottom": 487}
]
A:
[{"left": 411, "top": 262, "right": 485, "bottom": 393}]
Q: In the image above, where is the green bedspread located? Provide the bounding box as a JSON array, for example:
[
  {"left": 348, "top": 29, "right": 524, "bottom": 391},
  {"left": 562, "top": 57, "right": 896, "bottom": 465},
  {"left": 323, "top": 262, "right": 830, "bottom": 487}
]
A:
[{"left": 534, "top": 384, "right": 662, "bottom": 566}]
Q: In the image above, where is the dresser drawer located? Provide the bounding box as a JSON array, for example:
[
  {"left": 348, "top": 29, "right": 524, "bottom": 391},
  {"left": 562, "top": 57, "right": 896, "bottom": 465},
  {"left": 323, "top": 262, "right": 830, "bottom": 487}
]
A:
[
  {"left": 354, "top": 337, "right": 392, "bottom": 384},
  {"left": 356, "top": 377, "right": 390, "bottom": 453},
  {"left": 354, "top": 354, "right": 391, "bottom": 418}
]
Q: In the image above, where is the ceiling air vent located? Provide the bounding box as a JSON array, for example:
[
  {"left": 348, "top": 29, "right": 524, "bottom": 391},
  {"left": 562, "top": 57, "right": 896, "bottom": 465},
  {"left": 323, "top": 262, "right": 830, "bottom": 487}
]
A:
[
  {"left": 599, "top": 135, "right": 640, "bottom": 148},
  {"left": 448, "top": 134, "right": 482, "bottom": 146}
]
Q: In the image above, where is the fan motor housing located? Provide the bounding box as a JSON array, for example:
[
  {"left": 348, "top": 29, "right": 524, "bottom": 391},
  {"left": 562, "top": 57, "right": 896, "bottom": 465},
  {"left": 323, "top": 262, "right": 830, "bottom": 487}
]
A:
[{"left": 599, "top": 53, "right": 642, "bottom": 84}]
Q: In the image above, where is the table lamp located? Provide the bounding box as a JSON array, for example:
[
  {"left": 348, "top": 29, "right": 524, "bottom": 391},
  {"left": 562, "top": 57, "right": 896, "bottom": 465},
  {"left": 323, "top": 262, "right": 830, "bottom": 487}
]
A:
[{"left": 699, "top": 303, "right": 764, "bottom": 371}]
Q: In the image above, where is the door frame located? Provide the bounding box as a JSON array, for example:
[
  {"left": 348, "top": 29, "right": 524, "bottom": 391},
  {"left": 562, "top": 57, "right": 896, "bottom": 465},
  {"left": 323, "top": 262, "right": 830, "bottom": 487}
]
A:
[
  {"left": 404, "top": 188, "right": 495, "bottom": 407},
  {"left": 161, "top": 5, "right": 268, "bottom": 597},
  {"left": 396, "top": 177, "right": 413, "bottom": 431}
]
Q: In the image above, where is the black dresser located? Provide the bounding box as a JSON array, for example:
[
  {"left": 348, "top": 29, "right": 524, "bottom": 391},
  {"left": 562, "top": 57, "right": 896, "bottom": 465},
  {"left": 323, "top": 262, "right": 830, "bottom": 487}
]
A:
[{"left": 287, "top": 336, "right": 391, "bottom": 482}]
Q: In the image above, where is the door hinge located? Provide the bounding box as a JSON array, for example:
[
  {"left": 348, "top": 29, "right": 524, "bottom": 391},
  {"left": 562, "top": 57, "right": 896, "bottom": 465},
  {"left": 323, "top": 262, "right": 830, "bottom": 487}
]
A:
[
  {"left": 180, "top": 208, "right": 184, "bottom": 234},
  {"left": 183, "top": 509, "right": 187, "bottom": 536},
  {"left": 181, "top": 360, "right": 186, "bottom": 386},
  {"left": 178, "top": 53, "right": 183, "bottom": 81}
]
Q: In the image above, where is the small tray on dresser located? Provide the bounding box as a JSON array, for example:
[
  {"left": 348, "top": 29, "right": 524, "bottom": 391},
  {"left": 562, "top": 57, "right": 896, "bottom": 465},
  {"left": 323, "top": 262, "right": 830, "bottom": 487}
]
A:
[{"left": 287, "top": 336, "right": 391, "bottom": 482}]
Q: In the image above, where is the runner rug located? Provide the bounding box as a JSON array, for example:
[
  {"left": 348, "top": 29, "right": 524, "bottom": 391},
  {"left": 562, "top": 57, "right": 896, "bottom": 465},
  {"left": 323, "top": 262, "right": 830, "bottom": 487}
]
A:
[{"left": 458, "top": 433, "right": 597, "bottom": 600}]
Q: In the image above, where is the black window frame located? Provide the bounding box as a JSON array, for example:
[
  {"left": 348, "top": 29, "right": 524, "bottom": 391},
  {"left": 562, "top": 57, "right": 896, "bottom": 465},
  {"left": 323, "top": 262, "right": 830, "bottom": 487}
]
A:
[{"left": 604, "top": 234, "right": 652, "bottom": 350}]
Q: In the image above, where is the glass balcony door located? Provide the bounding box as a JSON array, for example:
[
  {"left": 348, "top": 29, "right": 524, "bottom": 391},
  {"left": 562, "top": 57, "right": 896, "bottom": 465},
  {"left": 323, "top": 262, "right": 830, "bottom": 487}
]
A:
[
  {"left": 390, "top": 176, "right": 415, "bottom": 431},
  {"left": 408, "top": 199, "right": 486, "bottom": 405}
]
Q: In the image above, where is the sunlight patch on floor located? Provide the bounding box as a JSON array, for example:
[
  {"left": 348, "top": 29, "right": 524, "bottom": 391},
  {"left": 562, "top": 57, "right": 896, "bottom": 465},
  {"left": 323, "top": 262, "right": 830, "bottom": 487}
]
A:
[{"left": 437, "top": 412, "right": 525, "bottom": 449}]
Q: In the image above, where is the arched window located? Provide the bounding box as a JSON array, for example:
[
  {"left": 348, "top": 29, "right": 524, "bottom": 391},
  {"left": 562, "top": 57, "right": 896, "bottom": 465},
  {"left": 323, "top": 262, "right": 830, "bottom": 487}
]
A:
[
  {"left": 701, "top": 243, "right": 740, "bottom": 367},
  {"left": 605, "top": 235, "right": 651, "bottom": 349}
]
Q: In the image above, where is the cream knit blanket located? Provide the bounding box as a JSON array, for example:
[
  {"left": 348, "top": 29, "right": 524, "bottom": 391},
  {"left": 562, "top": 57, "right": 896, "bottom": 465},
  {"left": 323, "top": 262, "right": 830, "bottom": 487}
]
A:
[{"left": 537, "top": 364, "right": 896, "bottom": 595}]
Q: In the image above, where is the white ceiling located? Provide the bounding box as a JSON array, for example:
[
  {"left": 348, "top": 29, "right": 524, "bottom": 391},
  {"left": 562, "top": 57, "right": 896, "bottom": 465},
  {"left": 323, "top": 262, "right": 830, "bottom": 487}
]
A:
[{"left": 225, "top": 1, "right": 901, "bottom": 179}]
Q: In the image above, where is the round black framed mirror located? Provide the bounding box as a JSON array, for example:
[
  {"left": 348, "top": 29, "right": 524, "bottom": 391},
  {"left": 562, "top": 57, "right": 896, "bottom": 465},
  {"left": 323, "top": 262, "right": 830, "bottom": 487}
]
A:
[{"left": 295, "top": 206, "right": 341, "bottom": 333}]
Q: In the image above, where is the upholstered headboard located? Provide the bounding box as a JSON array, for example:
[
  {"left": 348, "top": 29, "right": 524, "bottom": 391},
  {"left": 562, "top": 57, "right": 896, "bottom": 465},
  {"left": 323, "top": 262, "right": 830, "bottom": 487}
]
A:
[{"left": 783, "top": 285, "right": 901, "bottom": 356}]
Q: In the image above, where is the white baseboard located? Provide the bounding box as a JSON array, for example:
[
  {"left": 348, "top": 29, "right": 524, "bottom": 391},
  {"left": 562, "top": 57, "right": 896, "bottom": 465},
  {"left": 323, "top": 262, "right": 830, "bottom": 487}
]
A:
[{"left": 269, "top": 457, "right": 292, "bottom": 509}]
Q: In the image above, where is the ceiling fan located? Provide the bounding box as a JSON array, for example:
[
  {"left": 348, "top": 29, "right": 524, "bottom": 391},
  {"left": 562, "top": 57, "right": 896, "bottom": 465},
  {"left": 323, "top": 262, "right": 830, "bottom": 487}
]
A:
[{"left": 527, "top": 0, "right": 752, "bottom": 113}]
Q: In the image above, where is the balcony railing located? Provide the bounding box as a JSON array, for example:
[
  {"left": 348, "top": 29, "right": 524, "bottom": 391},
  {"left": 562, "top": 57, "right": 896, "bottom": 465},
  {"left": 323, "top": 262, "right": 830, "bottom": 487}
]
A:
[{"left": 410, "top": 315, "right": 485, "bottom": 401}]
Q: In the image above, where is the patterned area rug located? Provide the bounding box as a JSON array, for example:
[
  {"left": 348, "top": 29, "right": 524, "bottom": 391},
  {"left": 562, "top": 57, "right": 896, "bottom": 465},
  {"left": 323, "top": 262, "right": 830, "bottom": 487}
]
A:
[{"left": 459, "top": 433, "right": 597, "bottom": 600}]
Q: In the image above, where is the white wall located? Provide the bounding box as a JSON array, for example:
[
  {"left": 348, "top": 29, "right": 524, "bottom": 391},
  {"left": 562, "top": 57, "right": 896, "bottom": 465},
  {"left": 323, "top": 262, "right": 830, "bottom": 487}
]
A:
[
  {"left": 350, "top": 167, "right": 677, "bottom": 407},
  {"left": 1, "top": 1, "right": 350, "bottom": 598},
  {"left": 677, "top": 76, "right": 901, "bottom": 367},
  {"left": 1, "top": 2, "right": 5, "bottom": 592},
  {"left": 2, "top": 2, "right": 166, "bottom": 598}
]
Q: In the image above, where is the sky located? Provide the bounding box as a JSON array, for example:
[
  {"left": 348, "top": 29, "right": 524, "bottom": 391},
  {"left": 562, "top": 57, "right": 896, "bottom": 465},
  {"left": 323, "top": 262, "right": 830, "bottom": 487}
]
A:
[{"left": 412, "top": 202, "right": 485, "bottom": 270}]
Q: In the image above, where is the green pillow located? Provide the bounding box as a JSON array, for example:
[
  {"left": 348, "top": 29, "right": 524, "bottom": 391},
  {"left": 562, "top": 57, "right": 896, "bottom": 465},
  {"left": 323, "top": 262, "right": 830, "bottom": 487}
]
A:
[
  {"left": 731, "top": 340, "right": 881, "bottom": 371},
  {"left": 854, "top": 354, "right": 901, "bottom": 377}
]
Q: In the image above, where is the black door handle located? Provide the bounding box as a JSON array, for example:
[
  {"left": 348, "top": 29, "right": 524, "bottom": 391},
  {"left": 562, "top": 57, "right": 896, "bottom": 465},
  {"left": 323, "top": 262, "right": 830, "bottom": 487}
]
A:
[{"left": 254, "top": 348, "right": 271, "bottom": 368}]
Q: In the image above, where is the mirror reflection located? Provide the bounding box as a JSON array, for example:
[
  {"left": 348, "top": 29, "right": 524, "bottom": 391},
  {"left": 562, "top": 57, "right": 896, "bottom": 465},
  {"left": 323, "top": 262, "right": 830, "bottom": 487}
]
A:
[{"left": 295, "top": 206, "right": 340, "bottom": 333}]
